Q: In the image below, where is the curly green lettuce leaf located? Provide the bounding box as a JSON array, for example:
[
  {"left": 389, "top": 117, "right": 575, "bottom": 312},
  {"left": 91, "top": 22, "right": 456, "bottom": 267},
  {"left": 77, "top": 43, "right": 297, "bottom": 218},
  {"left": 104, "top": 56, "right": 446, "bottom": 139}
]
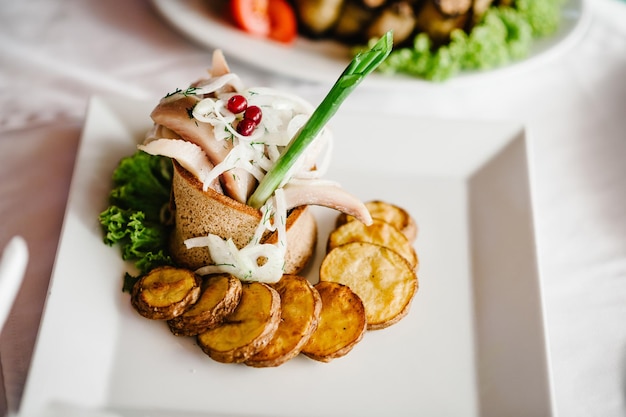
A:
[
  {"left": 109, "top": 150, "right": 172, "bottom": 222},
  {"left": 99, "top": 151, "right": 174, "bottom": 275}
]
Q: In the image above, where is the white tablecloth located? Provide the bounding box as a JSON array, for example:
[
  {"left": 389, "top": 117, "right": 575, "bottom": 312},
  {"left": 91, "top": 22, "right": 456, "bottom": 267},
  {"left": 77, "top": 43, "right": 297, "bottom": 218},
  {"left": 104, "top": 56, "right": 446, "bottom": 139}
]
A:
[{"left": 0, "top": 0, "right": 625, "bottom": 416}]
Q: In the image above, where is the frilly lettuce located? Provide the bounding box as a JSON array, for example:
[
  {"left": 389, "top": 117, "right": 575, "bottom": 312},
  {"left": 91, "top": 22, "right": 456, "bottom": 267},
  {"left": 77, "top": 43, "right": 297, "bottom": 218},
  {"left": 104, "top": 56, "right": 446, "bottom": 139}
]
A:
[{"left": 99, "top": 151, "right": 173, "bottom": 275}]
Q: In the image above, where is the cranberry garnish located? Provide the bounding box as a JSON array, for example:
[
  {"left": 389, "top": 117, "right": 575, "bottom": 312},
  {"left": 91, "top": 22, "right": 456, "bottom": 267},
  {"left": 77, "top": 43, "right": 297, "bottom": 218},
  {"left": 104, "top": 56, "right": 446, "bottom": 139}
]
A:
[
  {"left": 227, "top": 95, "right": 248, "bottom": 114},
  {"left": 237, "top": 118, "right": 256, "bottom": 136},
  {"left": 244, "top": 105, "right": 263, "bottom": 125}
]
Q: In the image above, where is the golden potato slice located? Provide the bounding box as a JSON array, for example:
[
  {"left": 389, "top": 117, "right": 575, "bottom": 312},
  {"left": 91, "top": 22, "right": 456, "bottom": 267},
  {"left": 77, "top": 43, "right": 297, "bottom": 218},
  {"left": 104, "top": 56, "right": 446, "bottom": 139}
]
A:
[
  {"left": 320, "top": 242, "right": 418, "bottom": 330},
  {"left": 131, "top": 266, "right": 202, "bottom": 320},
  {"left": 328, "top": 219, "right": 418, "bottom": 269},
  {"left": 246, "top": 275, "right": 322, "bottom": 367},
  {"left": 301, "top": 281, "right": 367, "bottom": 362},
  {"left": 336, "top": 200, "right": 417, "bottom": 243},
  {"left": 197, "top": 281, "right": 280, "bottom": 363},
  {"left": 168, "top": 274, "right": 242, "bottom": 337}
]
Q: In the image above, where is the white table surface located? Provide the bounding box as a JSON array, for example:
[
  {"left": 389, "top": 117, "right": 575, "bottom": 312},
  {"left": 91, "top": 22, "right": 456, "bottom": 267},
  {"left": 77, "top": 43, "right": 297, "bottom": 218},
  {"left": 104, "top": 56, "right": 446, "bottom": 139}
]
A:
[{"left": 0, "top": 0, "right": 625, "bottom": 416}]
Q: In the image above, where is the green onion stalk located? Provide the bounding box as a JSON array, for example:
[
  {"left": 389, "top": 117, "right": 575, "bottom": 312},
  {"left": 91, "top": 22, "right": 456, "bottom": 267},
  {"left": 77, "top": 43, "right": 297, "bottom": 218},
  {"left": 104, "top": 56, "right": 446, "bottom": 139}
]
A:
[{"left": 247, "top": 30, "right": 393, "bottom": 209}]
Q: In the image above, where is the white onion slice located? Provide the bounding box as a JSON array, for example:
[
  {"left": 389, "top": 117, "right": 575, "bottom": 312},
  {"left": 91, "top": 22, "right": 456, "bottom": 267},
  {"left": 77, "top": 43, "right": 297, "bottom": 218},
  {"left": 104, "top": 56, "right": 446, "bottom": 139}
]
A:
[
  {"left": 190, "top": 235, "right": 284, "bottom": 283},
  {"left": 194, "top": 73, "right": 244, "bottom": 94},
  {"left": 247, "top": 87, "right": 315, "bottom": 114}
]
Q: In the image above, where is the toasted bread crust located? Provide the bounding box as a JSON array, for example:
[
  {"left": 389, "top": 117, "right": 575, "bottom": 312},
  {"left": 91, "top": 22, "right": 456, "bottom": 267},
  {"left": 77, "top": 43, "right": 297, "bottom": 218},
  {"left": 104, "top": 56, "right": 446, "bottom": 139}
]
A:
[
  {"left": 170, "top": 161, "right": 260, "bottom": 268},
  {"left": 169, "top": 162, "right": 317, "bottom": 274}
]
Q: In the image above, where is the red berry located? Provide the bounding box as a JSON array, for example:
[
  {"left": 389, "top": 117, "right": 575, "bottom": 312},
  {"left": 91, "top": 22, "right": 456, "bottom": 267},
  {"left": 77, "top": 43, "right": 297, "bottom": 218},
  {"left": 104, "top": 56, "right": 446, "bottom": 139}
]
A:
[
  {"left": 227, "top": 95, "right": 248, "bottom": 113},
  {"left": 237, "top": 118, "right": 256, "bottom": 136},
  {"left": 244, "top": 105, "right": 263, "bottom": 125}
]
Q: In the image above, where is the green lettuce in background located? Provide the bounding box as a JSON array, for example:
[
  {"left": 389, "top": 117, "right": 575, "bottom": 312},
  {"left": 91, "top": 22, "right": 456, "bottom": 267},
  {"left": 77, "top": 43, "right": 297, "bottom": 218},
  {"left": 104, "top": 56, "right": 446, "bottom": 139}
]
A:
[{"left": 366, "top": 0, "right": 565, "bottom": 81}]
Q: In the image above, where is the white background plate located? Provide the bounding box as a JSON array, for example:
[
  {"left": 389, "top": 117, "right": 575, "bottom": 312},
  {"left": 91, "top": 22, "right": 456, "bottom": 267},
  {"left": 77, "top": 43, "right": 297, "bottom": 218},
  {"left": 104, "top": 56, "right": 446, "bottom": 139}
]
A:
[
  {"left": 151, "top": 0, "right": 589, "bottom": 88},
  {"left": 21, "top": 96, "right": 551, "bottom": 416}
]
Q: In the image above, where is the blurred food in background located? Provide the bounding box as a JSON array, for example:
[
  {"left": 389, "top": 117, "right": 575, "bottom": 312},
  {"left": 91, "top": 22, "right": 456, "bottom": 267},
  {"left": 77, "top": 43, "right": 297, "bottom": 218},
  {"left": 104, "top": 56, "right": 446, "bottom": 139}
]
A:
[
  {"left": 225, "top": 0, "right": 566, "bottom": 81},
  {"left": 295, "top": 0, "right": 487, "bottom": 46}
]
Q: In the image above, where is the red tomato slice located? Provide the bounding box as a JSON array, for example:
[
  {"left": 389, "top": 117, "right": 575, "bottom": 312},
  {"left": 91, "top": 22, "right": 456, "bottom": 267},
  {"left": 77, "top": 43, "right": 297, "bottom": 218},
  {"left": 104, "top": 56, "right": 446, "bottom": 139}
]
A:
[
  {"left": 230, "top": 0, "right": 270, "bottom": 37},
  {"left": 267, "top": 0, "right": 297, "bottom": 44}
]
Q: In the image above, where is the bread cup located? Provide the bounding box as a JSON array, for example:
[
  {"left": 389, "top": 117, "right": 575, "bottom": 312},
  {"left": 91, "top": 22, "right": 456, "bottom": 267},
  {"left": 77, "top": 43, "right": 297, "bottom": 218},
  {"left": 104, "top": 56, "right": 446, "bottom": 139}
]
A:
[{"left": 169, "top": 161, "right": 317, "bottom": 275}]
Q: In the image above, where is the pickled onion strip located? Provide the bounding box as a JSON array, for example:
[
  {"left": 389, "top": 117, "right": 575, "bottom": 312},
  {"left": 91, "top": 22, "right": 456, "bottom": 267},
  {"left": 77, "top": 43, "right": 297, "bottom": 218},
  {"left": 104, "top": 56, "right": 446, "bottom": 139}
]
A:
[
  {"left": 188, "top": 235, "right": 284, "bottom": 283},
  {"left": 194, "top": 73, "right": 244, "bottom": 95}
]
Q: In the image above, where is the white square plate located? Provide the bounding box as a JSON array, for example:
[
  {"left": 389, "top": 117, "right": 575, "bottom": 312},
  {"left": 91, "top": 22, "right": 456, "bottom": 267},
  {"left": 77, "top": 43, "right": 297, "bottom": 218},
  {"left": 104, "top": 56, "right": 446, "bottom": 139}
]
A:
[{"left": 21, "top": 96, "right": 552, "bottom": 416}]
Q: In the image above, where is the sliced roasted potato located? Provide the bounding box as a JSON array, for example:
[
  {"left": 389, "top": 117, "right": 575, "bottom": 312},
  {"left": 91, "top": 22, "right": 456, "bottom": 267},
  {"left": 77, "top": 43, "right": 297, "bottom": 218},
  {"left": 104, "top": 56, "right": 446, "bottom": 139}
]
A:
[
  {"left": 168, "top": 274, "right": 242, "bottom": 337},
  {"left": 433, "top": 0, "right": 472, "bottom": 17},
  {"left": 333, "top": 1, "right": 376, "bottom": 40},
  {"left": 320, "top": 242, "right": 418, "bottom": 330},
  {"left": 328, "top": 218, "right": 418, "bottom": 269},
  {"left": 246, "top": 275, "right": 322, "bottom": 367},
  {"left": 301, "top": 281, "right": 367, "bottom": 362},
  {"left": 131, "top": 266, "right": 202, "bottom": 320},
  {"left": 294, "top": 0, "right": 345, "bottom": 35},
  {"left": 363, "top": 0, "right": 387, "bottom": 7},
  {"left": 414, "top": 0, "right": 469, "bottom": 44},
  {"left": 336, "top": 200, "right": 417, "bottom": 243},
  {"left": 197, "top": 281, "right": 281, "bottom": 363},
  {"left": 366, "top": 1, "right": 417, "bottom": 45}
]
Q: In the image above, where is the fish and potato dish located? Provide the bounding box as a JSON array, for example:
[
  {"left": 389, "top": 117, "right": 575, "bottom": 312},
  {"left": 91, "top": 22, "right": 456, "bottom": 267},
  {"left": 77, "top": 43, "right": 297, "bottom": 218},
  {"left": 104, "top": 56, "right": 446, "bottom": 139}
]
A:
[{"left": 100, "top": 39, "right": 420, "bottom": 366}]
